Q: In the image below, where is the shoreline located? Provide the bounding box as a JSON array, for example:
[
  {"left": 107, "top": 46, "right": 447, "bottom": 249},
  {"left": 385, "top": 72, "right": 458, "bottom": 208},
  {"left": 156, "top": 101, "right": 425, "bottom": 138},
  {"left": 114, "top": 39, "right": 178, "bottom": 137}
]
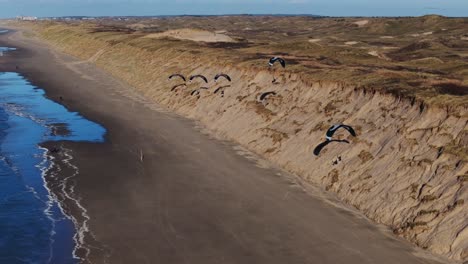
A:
[
  {"left": 40, "top": 141, "right": 111, "bottom": 262},
  {"left": 39, "top": 145, "right": 83, "bottom": 263},
  {"left": 0, "top": 71, "right": 94, "bottom": 263},
  {"left": 0, "top": 69, "right": 104, "bottom": 263},
  {"left": 0, "top": 27, "right": 455, "bottom": 263}
]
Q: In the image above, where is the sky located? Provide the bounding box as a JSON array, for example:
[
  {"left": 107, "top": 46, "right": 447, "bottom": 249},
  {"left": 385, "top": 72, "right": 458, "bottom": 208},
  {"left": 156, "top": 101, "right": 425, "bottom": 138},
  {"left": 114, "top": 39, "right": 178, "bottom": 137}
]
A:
[{"left": 0, "top": 0, "right": 467, "bottom": 18}]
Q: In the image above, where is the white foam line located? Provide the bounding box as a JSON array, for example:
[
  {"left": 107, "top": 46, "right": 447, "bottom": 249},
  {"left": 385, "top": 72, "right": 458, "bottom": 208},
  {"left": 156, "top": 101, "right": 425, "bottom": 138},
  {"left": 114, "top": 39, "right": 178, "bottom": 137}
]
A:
[
  {"left": 0, "top": 79, "right": 109, "bottom": 262},
  {"left": 39, "top": 146, "right": 86, "bottom": 262},
  {"left": 1, "top": 103, "right": 47, "bottom": 125},
  {"left": 41, "top": 146, "right": 111, "bottom": 264},
  {"left": 61, "top": 148, "right": 93, "bottom": 262},
  {"left": 38, "top": 147, "right": 60, "bottom": 264},
  {"left": 1, "top": 148, "right": 58, "bottom": 263}
]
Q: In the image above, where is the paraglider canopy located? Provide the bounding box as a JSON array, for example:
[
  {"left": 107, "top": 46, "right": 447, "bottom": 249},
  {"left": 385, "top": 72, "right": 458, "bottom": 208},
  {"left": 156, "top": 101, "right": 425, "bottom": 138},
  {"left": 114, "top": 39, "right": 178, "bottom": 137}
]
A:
[
  {"left": 269, "top": 57, "right": 286, "bottom": 68},
  {"left": 171, "top": 83, "right": 186, "bottom": 91},
  {"left": 214, "top": 85, "right": 230, "bottom": 94},
  {"left": 168, "top": 74, "right": 186, "bottom": 82},
  {"left": 191, "top": 90, "right": 200, "bottom": 96},
  {"left": 189, "top": 75, "right": 208, "bottom": 84},
  {"left": 190, "top": 87, "right": 209, "bottom": 96},
  {"left": 259, "top": 91, "right": 277, "bottom": 101},
  {"left": 214, "top": 74, "right": 231, "bottom": 82},
  {"left": 313, "top": 139, "right": 350, "bottom": 156},
  {"left": 325, "top": 124, "right": 356, "bottom": 141}
]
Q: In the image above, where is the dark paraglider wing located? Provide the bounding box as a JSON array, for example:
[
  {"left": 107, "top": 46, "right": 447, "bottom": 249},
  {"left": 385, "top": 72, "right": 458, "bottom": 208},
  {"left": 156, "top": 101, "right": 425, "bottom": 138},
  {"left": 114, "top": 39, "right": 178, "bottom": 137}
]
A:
[
  {"left": 278, "top": 58, "right": 286, "bottom": 68},
  {"left": 313, "top": 139, "right": 350, "bottom": 156},
  {"left": 269, "top": 57, "right": 286, "bottom": 68},
  {"left": 190, "top": 75, "right": 208, "bottom": 83},
  {"left": 326, "top": 124, "right": 342, "bottom": 139},
  {"left": 326, "top": 124, "right": 356, "bottom": 139},
  {"left": 169, "top": 74, "right": 186, "bottom": 82},
  {"left": 259, "top": 91, "right": 277, "bottom": 101},
  {"left": 313, "top": 141, "right": 331, "bottom": 156},
  {"left": 214, "top": 74, "right": 231, "bottom": 82},
  {"left": 171, "top": 83, "right": 186, "bottom": 91},
  {"left": 214, "top": 87, "right": 222, "bottom": 94},
  {"left": 214, "top": 85, "right": 230, "bottom": 94},
  {"left": 343, "top": 125, "right": 357, "bottom": 137},
  {"left": 268, "top": 57, "right": 277, "bottom": 66}
]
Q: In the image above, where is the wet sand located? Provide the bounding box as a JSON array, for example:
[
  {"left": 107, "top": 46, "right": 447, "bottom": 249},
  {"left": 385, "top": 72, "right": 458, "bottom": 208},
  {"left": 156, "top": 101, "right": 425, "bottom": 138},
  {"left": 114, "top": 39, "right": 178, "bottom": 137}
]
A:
[{"left": 0, "top": 27, "right": 451, "bottom": 264}]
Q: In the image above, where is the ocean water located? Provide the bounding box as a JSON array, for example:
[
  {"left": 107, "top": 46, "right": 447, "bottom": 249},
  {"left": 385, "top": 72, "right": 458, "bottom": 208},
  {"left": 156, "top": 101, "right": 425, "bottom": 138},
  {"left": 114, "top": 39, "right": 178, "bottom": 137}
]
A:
[
  {"left": 0, "top": 47, "right": 16, "bottom": 57},
  {"left": 0, "top": 71, "right": 106, "bottom": 263},
  {"left": 0, "top": 29, "right": 14, "bottom": 55}
]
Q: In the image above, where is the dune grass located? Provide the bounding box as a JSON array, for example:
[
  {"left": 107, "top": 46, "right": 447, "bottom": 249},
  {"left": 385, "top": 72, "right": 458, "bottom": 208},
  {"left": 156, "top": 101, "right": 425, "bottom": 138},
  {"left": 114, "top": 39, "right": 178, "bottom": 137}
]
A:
[{"left": 14, "top": 15, "right": 468, "bottom": 108}]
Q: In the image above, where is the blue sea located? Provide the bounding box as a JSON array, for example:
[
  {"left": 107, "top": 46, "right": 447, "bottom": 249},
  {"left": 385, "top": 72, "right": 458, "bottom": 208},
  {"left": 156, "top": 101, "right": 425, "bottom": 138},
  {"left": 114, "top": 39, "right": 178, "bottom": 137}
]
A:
[{"left": 0, "top": 70, "right": 105, "bottom": 263}]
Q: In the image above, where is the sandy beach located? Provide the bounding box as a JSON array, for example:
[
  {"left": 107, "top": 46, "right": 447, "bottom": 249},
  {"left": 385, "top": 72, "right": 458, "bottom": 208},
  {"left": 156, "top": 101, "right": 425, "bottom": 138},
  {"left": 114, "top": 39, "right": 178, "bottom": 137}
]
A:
[{"left": 0, "top": 27, "right": 452, "bottom": 263}]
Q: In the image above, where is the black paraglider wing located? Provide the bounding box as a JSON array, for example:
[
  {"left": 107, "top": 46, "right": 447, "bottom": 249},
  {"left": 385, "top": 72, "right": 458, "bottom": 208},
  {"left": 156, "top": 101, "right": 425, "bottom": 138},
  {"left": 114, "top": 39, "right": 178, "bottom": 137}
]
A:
[
  {"left": 326, "top": 124, "right": 356, "bottom": 139},
  {"left": 190, "top": 75, "right": 208, "bottom": 83},
  {"left": 268, "top": 57, "right": 277, "bottom": 66},
  {"left": 214, "top": 74, "right": 231, "bottom": 82},
  {"left": 169, "top": 74, "right": 186, "bottom": 82},
  {"left": 313, "top": 139, "right": 350, "bottom": 156},
  {"left": 343, "top": 125, "right": 357, "bottom": 137},
  {"left": 269, "top": 57, "right": 286, "bottom": 68},
  {"left": 259, "top": 91, "right": 276, "bottom": 101},
  {"left": 223, "top": 74, "right": 232, "bottom": 82},
  {"left": 326, "top": 124, "right": 341, "bottom": 138},
  {"left": 278, "top": 58, "right": 286, "bottom": 68},
  {"left": 313, "top": 141, "right": 331, "bottom": 156},
  {"left": 214, "top": 86, "right": 230, "bottom": 94},
  {"left": 171, "top": 83, "right": 186, "bottom": 91}
]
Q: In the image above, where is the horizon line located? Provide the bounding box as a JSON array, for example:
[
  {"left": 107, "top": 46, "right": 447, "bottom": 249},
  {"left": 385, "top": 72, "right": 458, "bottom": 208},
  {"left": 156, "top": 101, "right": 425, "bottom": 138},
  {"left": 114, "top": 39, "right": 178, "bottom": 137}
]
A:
[{"left": 4, "top": 13, "right": 466, "bottom": 19}]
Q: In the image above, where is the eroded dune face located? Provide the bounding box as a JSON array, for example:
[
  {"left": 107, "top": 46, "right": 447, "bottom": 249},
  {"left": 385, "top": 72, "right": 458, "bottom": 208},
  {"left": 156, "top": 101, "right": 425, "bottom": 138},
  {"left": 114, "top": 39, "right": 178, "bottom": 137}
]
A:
[
  {"left": 165, "top": 71, "right": 468, "bottom": 262},
  {"left": 29, "top": 24, "right": 468, "bottom": 262},
  {"left": 144, "top": 29, "right": 236, "bottom": 43}
]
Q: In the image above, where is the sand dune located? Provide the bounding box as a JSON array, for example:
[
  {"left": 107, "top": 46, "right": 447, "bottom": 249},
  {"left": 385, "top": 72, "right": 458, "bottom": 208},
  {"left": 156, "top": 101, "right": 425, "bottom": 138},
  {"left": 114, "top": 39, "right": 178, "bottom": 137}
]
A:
[
  {"left": 354, "top": 20, "right": 369, "bottom": 27},
  {"left": 345, "top": 41, "right": 358, "bottom": 45},
  {"left": 144, "top": 28, "right": 236, "bottom": 43},
  {"left": 6, "top": 16, "right": 467, "bottom": 262},
  {"left": 0, "top": 27, "right": 450, "bottom": 264}
]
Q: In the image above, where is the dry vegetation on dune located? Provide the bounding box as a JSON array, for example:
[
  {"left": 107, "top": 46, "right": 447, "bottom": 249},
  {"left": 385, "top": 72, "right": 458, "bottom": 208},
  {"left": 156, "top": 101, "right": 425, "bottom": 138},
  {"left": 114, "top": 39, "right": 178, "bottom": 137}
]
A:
[
  {"left": 10, "top": 15, "right": 468, "bottom": 261},
  {"left": 20, "top": 15, "right": 468, "bottom": 107}
]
